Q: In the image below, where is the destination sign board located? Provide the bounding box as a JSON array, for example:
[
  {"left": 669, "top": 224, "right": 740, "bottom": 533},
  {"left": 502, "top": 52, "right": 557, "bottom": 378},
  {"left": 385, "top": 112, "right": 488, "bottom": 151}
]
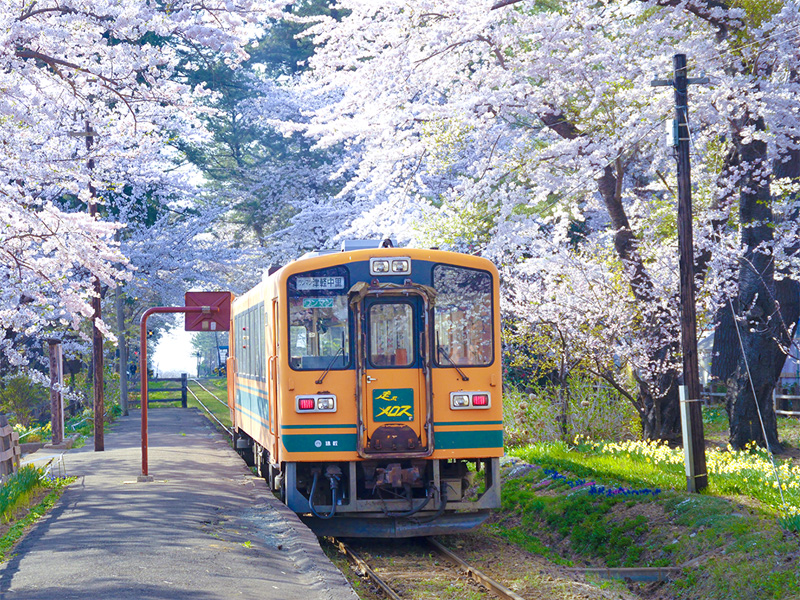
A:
[
  {"left": 303, "top": 297, "right": 336, "bottom": 309},
  {"left": 296, "top": 276, "right": 345, "bottom": 291}
]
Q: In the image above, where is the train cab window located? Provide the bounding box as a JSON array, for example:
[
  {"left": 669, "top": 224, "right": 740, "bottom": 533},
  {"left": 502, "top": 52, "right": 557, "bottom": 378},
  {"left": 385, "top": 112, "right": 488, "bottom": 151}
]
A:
[
  {"left": 368, "top": 303, "right": 414, "bottom": 367},
  {"left": 433, "top": 265, "right": 494, "bottom": 366},
  {"left": 288, "top": 266, "right": 351, "bottom": 371}
]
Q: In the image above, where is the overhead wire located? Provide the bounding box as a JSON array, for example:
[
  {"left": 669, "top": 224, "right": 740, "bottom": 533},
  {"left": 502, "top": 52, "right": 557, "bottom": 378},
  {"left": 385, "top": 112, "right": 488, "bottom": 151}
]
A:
[
  {"left": 729, "top": 298, "right": 790, "bottom": 513},
  {"left": 682, "top": 21, "right": 800, "bottom": 76}
]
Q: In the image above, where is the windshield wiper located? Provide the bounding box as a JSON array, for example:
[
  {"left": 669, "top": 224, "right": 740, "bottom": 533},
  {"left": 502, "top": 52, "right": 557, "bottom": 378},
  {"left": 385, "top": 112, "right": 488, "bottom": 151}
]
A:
[
  {"left": 437, "top": 345, "right": 469, "bottom": 381},
  {"left": 316, "top": 346, "right": 344, "bottom": 385}
]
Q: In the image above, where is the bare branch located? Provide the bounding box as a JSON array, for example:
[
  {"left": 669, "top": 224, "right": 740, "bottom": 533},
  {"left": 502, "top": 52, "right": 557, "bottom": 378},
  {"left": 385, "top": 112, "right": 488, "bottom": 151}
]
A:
[
  {"left": 644, "top": 0, "right": 743, "bottom": 41},
  {"left": 491, "top": 0, "right": 525, "bottom": 10},
  {"left": 476, "top": 35, "right": 506, "bottom": 69},
  {"left": 15, "top": 49, "right": 118, "bottom": 87},
  {"left": 20, "top": 6, "right": 114, "bottom": 23}
]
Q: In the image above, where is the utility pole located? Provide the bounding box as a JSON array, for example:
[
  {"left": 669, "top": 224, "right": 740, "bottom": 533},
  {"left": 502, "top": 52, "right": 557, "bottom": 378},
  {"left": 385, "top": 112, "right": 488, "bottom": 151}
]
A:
[
  {"left": 86, "top": 120, "right": 104, "bottom": 452},
  {"left": 652, "top": 54, "right": 708, "bottom": 492}
]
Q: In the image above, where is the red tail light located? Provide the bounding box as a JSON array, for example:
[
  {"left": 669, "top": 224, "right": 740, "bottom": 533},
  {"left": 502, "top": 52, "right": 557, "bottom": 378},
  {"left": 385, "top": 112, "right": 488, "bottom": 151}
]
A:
[
  {"left": 298, "top": 397, "right": 315, "bottom": 410},
  {"left": 472, "top": 394, "right": 489, "bottom": 406}
]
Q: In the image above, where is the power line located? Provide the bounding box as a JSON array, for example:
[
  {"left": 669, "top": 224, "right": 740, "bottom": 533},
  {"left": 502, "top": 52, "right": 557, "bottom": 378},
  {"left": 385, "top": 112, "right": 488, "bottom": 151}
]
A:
[
  {"left": 684, "top": 21, "right": 800, "bottom": 75},
  {"left": 729, "top": 298, "right": 790, "bottom": 513}
]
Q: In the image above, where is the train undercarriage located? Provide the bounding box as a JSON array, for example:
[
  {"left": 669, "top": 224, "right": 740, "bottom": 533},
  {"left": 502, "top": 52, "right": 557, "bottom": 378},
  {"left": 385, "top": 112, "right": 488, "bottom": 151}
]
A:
[{"left": 235, "top": 431, "right": 500, "bottom": 537}]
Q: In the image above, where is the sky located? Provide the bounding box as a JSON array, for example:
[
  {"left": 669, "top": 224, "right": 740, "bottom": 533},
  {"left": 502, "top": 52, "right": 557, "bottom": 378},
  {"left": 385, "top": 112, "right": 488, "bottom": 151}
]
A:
[{"left": 152, "top": 327, "right": 198, "bottom": 377}]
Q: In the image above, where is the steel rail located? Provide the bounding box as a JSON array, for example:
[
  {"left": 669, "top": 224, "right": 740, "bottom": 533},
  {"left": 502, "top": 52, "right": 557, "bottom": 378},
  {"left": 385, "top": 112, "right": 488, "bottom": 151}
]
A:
[
  {"left": 334, "top": 539, "right": 403, "bottom": 600},
  {"left": 185, "top": 384, "right": 232, "bottom": 437},
  {"left": 426, "top": 537, "right": 526, "bottom": 600},
  {"left": 189, "top": 378, "right": 230, "bottom": 408}
]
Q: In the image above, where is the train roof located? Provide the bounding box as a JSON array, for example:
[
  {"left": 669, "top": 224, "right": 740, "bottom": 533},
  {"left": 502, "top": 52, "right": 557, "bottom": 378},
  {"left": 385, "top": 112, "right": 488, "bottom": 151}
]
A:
[{"left": 230, "top": 241, "right": 498, "bottom": 309}]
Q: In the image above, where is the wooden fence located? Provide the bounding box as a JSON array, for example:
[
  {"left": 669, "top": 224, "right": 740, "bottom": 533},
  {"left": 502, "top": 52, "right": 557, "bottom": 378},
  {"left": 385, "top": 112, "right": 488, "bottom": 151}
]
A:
[
  {"left": 774, "top": 389, "right": 800, "bottom": 417},
  {"left": 129, "top": 373, "right": 188, "bottom": 408},
  {"left": 0, "top": 414, "right": 21, "bottom": 478},
  {"left": 702, "top": 384, "right": 800, "bottom": 418}
]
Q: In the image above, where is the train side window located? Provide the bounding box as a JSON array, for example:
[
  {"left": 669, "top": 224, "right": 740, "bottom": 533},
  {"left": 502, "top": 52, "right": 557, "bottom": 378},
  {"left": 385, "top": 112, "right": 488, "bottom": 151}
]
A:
[
  {"left": 433, "top": 265, "right": 494, "bottom": 366},
  {"left": 256, "top": 304, "right": 264, "bottom": 381}
]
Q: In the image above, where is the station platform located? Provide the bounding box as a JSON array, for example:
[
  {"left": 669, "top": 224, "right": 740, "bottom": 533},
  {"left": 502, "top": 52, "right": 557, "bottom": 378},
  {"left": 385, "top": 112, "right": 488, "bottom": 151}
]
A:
[{"left": 0, "top": 408, "right": 357, "bottom": 600}]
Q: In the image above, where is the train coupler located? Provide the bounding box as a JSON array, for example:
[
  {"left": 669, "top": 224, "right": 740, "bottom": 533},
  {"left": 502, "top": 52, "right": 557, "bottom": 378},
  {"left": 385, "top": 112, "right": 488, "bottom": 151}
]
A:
[{"left": 374, "top": 463, "right": 422, "bottom": 488}]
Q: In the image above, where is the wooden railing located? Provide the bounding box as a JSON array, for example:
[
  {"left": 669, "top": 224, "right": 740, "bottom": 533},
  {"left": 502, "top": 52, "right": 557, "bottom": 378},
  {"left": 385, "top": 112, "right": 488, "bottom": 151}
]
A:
[
  {"left": 702, "top": 384, "right": 800, "bottom": 418},
  {"left": 129, "top": 373, "right": 188, "bottom": 408},
  {"left": 774, "top": 389, "right": 800, "bottom": 417},
  {"left": 0, "top": 415, "right": 21, "bottom": 479}
]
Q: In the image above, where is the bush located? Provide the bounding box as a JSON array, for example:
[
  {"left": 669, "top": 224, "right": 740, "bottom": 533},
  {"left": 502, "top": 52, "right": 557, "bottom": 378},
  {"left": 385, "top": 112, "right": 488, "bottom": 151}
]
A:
[
  {"left": 0, "top": 376, "right": 48, "bottom": 428},
  {"left": 504, "top": 377, "right": 641, "bottom": 446}
]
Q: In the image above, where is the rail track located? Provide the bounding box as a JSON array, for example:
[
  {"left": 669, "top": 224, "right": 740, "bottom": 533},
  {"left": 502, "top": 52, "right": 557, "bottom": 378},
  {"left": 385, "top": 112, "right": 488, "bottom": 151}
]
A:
[
  {"left": 186, "top": 379, "right": 233, "bottom": 436},
  {"left": 332, "top": 536, "right": 526, "bottom": 600}
]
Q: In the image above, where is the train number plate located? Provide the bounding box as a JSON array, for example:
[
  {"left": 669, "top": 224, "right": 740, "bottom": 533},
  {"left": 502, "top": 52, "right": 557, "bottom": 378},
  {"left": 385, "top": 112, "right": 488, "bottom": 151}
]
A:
[{"left": 372, "top": 388, "right": 414, "bottom": 421}]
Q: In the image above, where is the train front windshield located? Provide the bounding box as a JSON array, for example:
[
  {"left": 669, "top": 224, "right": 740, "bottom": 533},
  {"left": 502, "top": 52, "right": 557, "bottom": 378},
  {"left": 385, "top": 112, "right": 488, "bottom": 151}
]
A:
[
  {"left": 285, "top": 262, "right": 495, "bottom": 372},
  {"left": 288, "top": 267, "right": 350, "bottom": 370},
  {"left": 433, "top": 265, "right": 494, "bottom": 366}
]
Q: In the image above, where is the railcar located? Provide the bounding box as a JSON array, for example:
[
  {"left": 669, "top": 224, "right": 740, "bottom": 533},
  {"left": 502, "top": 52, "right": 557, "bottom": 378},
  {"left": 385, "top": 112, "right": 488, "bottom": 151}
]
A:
[{"left": 227, "top": 241, "right": 503, "bottom": 537}]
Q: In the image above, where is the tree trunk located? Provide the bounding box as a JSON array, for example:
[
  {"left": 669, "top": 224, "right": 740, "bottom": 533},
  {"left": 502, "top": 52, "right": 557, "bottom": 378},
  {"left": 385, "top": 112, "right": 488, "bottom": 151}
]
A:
[
  {"left": 723, "top": 117, "right": 800, "bottom": 450},
  {"left": 637, "top": 351, "right": 681, "bottom": 441}
]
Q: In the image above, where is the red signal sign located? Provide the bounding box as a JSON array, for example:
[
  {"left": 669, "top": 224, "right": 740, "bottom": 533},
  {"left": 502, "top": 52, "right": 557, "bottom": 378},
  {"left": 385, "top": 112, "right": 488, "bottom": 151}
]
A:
[{"left": 184, "top": 291, "right": 232, "bottom": 332}]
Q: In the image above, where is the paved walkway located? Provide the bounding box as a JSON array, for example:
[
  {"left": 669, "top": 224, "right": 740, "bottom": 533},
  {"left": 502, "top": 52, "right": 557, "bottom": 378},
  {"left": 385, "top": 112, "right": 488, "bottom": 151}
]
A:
[{"left": 0, "top": 408, "right": 357, "bottom": 600}]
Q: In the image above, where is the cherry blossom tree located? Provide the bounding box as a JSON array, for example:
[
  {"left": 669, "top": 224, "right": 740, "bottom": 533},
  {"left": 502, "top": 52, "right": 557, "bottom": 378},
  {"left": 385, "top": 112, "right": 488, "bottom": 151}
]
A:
[
  {"left": 0, "top": 0, "right": 284, "bottom": 374},
  {"left": 296, "top": 0, "right": 800, "bottom": 445},
  {"left": 176, "top": 2, "right": 358, "bottom": 270}
]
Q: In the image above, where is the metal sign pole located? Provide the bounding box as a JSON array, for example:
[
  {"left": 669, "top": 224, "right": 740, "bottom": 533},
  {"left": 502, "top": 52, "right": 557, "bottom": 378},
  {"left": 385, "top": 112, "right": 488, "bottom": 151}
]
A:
[
  {"left": 139, "top": 306, "right": 211, "bottom": 479},
  {"left": 138, "top": 292, "right": 231, "bottom": 480}
]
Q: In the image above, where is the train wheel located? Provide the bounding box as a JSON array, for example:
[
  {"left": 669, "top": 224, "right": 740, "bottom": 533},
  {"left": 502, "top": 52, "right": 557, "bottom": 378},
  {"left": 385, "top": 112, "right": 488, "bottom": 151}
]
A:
[
  {"left": 233, "top": 429, "right": 255, "bottom": 467},
  {"left": 273, "top": 470, "right": 286, "bottom": 503},
  {"left": 268, "top": 463, "right": 280, "bottom": 491},
  {"left": 255, "top": 444, "right": 270, "bottom": 479}
]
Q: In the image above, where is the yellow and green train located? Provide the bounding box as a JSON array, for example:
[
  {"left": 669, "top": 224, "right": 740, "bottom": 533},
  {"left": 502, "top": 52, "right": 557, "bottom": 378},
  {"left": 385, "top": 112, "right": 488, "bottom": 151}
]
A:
[{"left": 227, "top": 241, "right": 503, "bottom": 537}]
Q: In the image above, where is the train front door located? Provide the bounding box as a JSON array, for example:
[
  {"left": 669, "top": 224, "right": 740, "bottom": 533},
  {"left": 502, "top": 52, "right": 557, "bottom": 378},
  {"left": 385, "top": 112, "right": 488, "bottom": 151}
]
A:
[{"left": 356, "top": 293, "right": 432, "bottom": 457}]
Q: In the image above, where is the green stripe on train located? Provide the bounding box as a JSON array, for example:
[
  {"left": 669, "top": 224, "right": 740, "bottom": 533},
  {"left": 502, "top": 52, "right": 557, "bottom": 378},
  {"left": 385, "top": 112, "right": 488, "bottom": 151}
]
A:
[
  {"left": 282, "top": 433, "right": 358, "bottom": 453},
  {"left": 434, "top": 429, "right": 503, "bottom": 450},
  {"left": 282, "top": 430, "right": 502, "bottom": 452}
]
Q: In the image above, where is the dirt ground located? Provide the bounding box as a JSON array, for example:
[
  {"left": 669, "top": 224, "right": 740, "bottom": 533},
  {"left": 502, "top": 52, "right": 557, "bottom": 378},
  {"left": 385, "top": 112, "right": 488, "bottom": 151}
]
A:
[{"left": 325, "top": 533, "right": 645, "bottom": 600}]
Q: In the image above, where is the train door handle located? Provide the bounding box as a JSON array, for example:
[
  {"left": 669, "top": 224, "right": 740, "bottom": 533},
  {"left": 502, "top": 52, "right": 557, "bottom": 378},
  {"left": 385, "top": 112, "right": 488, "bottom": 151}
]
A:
[{"left": 366, "top": 375, "right": 377, "bottom": 383}]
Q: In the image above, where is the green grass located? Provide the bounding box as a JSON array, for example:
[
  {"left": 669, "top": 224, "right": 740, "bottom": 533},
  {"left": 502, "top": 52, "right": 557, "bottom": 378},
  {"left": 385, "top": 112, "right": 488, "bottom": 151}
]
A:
[
  {"left": 0, "top": 467, "right": 43, "bottom": 522},
  {"left": 131, "top": 377, "right": 232, "bottom": 431},
  {"left": 0, "top": 476, "right": 73, "bottom": 563},
  {"left": 494, "top": 462, "right": 800, "bottom": 599},
  {"left": 187, "top": 378, "right": 232, "bottom": 430},
  {"left": 498, "top": 422, "right": 800, "bottom": 600},
  {"left": 512, "top": 435, "right": 800, "bottom": 525}
]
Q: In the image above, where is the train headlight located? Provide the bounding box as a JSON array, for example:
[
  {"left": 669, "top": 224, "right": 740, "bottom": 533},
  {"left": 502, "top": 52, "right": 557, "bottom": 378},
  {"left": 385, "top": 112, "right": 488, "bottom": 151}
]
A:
[
  {"left": 391, "top": 259, "right": 409, "bottom": 273},
  {"left": 372, "top": 259, "right": 390, "bottom": 273},
  {"left": 451, "top": 394, "right": 470, "bottom": 408},
  {"left": 296, "top": 394, "right": 337, "bottom": 413},
  {"left": 370, "top": 257, "right": 411, "bottom": 276},
  {"left": 450, "top": 392, "right": 491, "bottom": 410},
  {"left": 317, "top": 397, "right": 335, "bottom": 410}
]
